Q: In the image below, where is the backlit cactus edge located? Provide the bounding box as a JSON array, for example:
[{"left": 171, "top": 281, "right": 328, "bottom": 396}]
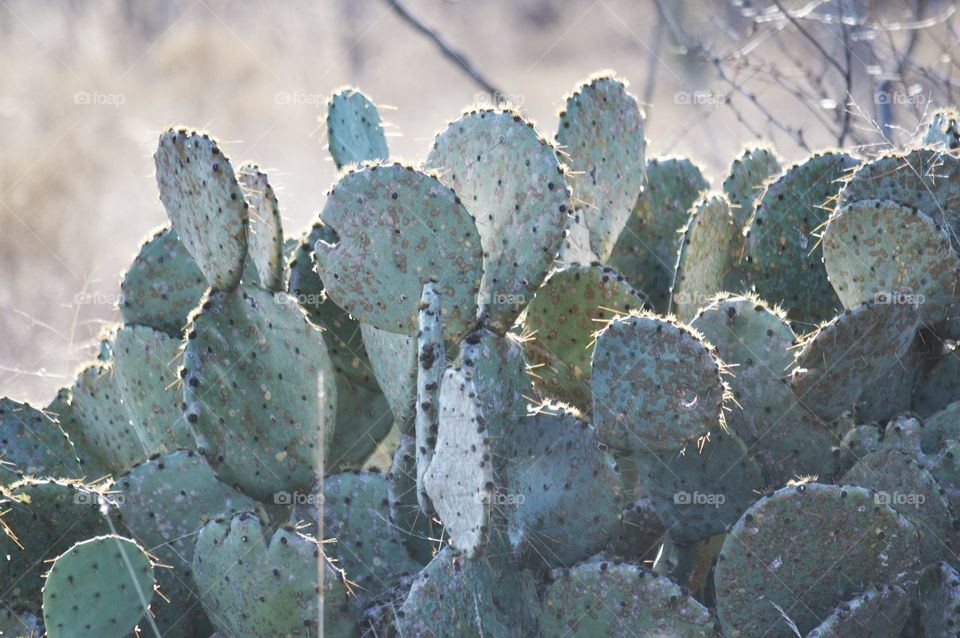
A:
[{"left": 4, "top": 72, "right": 960, "bottom": 637}]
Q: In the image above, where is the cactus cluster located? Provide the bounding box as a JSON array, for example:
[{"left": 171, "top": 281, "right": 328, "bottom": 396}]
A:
[{"left": 4, "top": 80, "right": 960, "bottom": 638}]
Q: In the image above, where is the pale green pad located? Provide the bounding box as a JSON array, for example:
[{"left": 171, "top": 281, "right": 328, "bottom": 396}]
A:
[
  {"left": 238, "top": 164, "right": 285, "bottom": 291},
  {"left": 361, "top": 322, "right": 417, "bottom": 428},
  {"left": 327, "top": 87, "right": 389, "bottom": 169},
  {"left": 723, "top": 145, "right": 782, "bottom": 231},
  {"left": 425, "top": 109, "right": 570, "bottom": 332},
  {"left": 415, "top": 282, "right": 443, "bottom": 513},
  {"left": 0, "top": 397, "right": 80, "bottom": 483},
  {"left": 154, "top": 129, "right": 249, "bottom": 290}
]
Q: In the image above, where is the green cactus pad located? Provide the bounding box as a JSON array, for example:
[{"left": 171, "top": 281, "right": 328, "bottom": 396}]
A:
[
  {"left": 556, "top": 74, "right": 646, "bottom": 261},
  {"left": 920, "top": 560, "right": 960, "bottom": 635},
  {"left": 691, "top": 294, "right": 836, "bottom": 485},
  {"left": 671, "top": 195, "right": 739, "bottom": 321},
  {"left": 112, "top": 325, "right": 193, "bottom": 456},
  {"left": 315, "top": 163, "right": 483, "bottom": 341},
  {"left": 182, "top": 285, "right": 337, "bottom": 502},
  {"left": 746, "top": 151, "right": 858, "bottom": 324},
  {"left": 844, "top": 447, "right": 959, "bottom": 562},
  {"left": 0, "top": 478, "right": 110, "bottom": 611},
  {"left": 321, "top": 471, "right": 420, "bottom": 603},
  {"left": 425, "top": 109, "right": 571, "bottom": 332},
  {"left": 327, "top": 87, "right": 389, "bottom": 169},
  {"left": 835, "top": 424, "right": 882, "bottom": 476},
  {"left": 387, "top": 433, "right": 438, "bottom": 564},
  {"left": 790, "top": 300, "right": 920, "bottom": 421},
  {"left": 523, "top": 263, "right": 645, "bottom": 411},
  {"left": 722, "top": 145, "right": 782, "bottom": 231},
  {"left": 70, "top": 363, "right": 148, "bottom": 475},
  {"left": 856, "top": 333, "right": 924, "bottom": 423},
  {"left": 119, "top": 225, "right": 206, "bottom": 337},
  {"left": 460, "top": 327, "right": 532, "bottom": 425},
  {"left": 923, "top": 108, "right": 960, "bottom": 149},
  {"left": 42, "top": 535, "right": 154, "bottom": 638},
  {"left": 361, "top": 323, "right": 417, "bottom": 428},
  {"left": 608, "top": 157, "right": 709, "bottom": 313},
  {"left": 592, "top": 313, "right": 727, "bottom": 451},
  {"left": 540, "top": 561, "right": 717, "bottom": 637},
  {"left": 154, "top": 129, "right": 249, "bottom": 290},
  {"left": 415, "top": 282, "right": 443, "bottom": 514},
  {"left": 839, "top": 149, "right": 960, "bottom": 255},
  {"left": 608, "top": 497, "right": 668, "bottom": 562},
  {"left": 823, "top": 199, "right": 960, "bottom": 328},
  {"left": 804, "top": 584, "right": 909, "bottom": 638},
  {"left": 914, "top": 347, "right": 960, "bottom": 418},
  {"left": 395, "top": 548, "right": 537, "bottom": 637},
  {"left": 923, "top": 400, "right": 960, "bottom": 453},
  {"left": 557, "top": 210, "right": 597, "bottom": 265},
  {"left": 0, "top": 397, "right": 80, "bottom": 483},
  {"left": 503, "top": 407, "right": 622, "bottom": 567},
  {"left": 422, "top": 367, "right": 490, "bottom": 557},
  {"left": 192, "top": 512, "right": 348, "bottom": 637},
  {"left": 238, "top": 164, "right": 285, "bottom": 291},
  {"left": 714, "top": 483, "right": 920, "bottom": 638},
  {"left": 634, "top": 426, "right": 765, "bottom": 543},
  {"left": 44, "top": 388, "right": 109, "bottom": 479}
]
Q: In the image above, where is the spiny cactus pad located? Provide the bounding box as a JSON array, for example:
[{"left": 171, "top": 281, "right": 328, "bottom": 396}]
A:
[
  {"left": 608, "top": 157, "right": 709, "bottom": 313},
  {"left": 327, "top": 87, "right": 389, "bottom": 170},
  {"left": 118, "top": 225, "right": 206, "bottom": 336},
  {"left": 192, "top": 512, "right": 338, "bottom": 637},
  {"left": 182, "top": 285, "right": 337, "bottom": 502},
  {"left": 361, "top": 323, "right": 417, "bottom": 428},
  {"left": 415, "top": 282, "right": 443, "bottom": 513},
  {"left": 714, "top": 483, "right": 919, "bottom": 638},
  {"left": 634, "top": 427, "right": 765, "bottom": 543},
  {"left": 746, "top": 151, "right": 858, "bottom": 325},
  {"left": 919, "top": 560, "right": 960, "bottom": 636},
  {"left": 237, "top": 164, "right": 285, "bottom": 291},
  {"left": 425, "top": 109, "right": 570, "bottom": 332},
  {"left": 691, "top": 295, "right": 835, "bottom": 485},
  {"left": 592, "top": 313, "right": 726, "bottom": 451},
  {"left": 556, "top": 74, "right": 646, "bottom": 261},
  {"left": 503, "top": 408, "right": 622, "bottom": 567},
  {"left": 823, "top": 198, "right": 960, "bottom": 328},
  {"left": 671, "top": 195, "right": 738, "bottom": 322},
  {"left": 722, "top": 145, "right": 782, "bottom": 231},
  {"left": 523, "top": 263, "right": 645, "bottom": 411},
  {"left": 804, "top": 584, "right": 909, "bottom": 638},
  {"left": 0, "top": 397, "right": 79, "bottom": 483},
  {"left": 41, "top": 534, "right": 154, "bottom": 638},
  {"left": 540, "top": 561, "right": 717, "bottom": 637},
  {"left": 0, "top": 478, "right": 110, "bottom": 611},
  {"left": 315, "top": 163, "right": 483, "bottom": 341},
  {"left": 154, "top": 129, "right": 249, "bottom": 290},
  {"left": 790, "top": 300, "right": 920, "bottom": 421}
]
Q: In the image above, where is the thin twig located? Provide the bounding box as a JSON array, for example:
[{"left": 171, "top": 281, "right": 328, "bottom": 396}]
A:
[{"left": 383, "top": 0, "right": 504, "bottom": 101}]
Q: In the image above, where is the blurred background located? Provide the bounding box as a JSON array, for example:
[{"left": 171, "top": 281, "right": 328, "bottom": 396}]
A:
[{"left": 0, "top": 0, "right": 955, "bottom": 404}]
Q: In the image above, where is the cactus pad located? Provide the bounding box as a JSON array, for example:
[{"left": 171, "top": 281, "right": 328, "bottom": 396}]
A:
[
  {"left": 556, "top": 74, "right": 646, "bottom": 261},
  {"left": 154, "top": 129, "right": 249, "bottom": 290},
  {"left": 523, "top": 263, "right": 645, "bottom": 411},
  {"left": 119, "top": 226, "right": 206, "bottom": 337},
  {"left": 182, "top": 286, "right": 337, "bottom": 502},
  {"left": 314, "top": 163, "right": 483, "bottom": 341},
  {"left": 608, "top": 157, "right": 709, "bottom": 312},
  {"left": 746, "top": 151, "right": 858, "bottom": 324},
  {"left": 592, "top": 313, "right": 727, "bottom": 451},
  {"left": 0, "top": 397, "right": 79, "bottom": 483},
  {"left": 722, "top": 145, "right": 782, "bottom": 230},
  {"left": 238, "top": 164, "right": 285, "bottom": 291},
  {"left": 805, "top": 584, "right": 909, "bottom": 638},
  {"left": 415, "top": 282, "right": 443, "bottom": 513},
  {"left": 714, "top": 483, "right": 919, "bottom": 637},
  {"left": 425, "top": 109, "right": 570, "bottom": 332},
  {"left": 361, "top": 323, "right": 417, "bottom": 428},
  {"left": 540, "top": 561, "right": 716, "bottom": 637},
  {"left": 42, "top": 535, "right": 154, "bottom": 638},
  {"left": 920, "top": 560, "right": 960, "bottom": 636},
  {"left": 671, "top": 195, "right": 738, "bottom": 321},
  {"left": 327, "top": 87, "right": 389, "bottom": 169}
]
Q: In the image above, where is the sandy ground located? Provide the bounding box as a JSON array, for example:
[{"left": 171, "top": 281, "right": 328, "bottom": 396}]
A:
[{"left": 0, "top": 0, "right": 940, "bottom": 404}]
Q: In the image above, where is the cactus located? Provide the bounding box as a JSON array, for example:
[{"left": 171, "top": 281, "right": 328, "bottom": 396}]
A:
[
  {"left": 805, "top": 585, "right": 909, "bottom": 638},
  {"left": 237, "top": 164, "right": 285, "bottom": 292},
  {"left": 326, "top": 87, "right": 389, "bottom": 169},
  {"left": 41, "top": 534, "right": 155, "bottom": 638},
  {"left": 415, "top": 281, "right": 443, "bottom": 513},
  {"left": 0, "top": 398, "right": 79, "bottom": 483},
  {"left": 722, "top": 145, "right": 782, "bottom": 231},
  {"left": 920, "top": 561, "right": 960, "bottom": 635}
]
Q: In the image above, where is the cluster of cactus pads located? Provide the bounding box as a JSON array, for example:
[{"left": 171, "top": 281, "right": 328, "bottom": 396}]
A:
[{"left": 7, "top": 72, "right": 960, "bottom": 638}]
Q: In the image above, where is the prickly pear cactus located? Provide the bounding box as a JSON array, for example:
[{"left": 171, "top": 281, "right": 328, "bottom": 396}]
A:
[
  {"left": 556, "top": 73, "right": 646, "bottom": 261},
  {"left": 920, "top": 560, "right": 960, "bottom": 635},
  {"left": 722, "top": 145, "right": 782, "bottom": 231},
  {"left": 415, "top": 281, "right": 443, "bottom": 513},
  {"left": 425, "top": 109, "right": 571, "bottom": 332},
  {"left": 805, "top": 584, "right": 909, "bottom": 638},
  {"left": 237, "top": 164, "right": 285, "bottom": 292},
  {"left": 327, "top": 87, "right": 389, "bottom": 169},
  {"left": 0, "top": 398, "right": 79, "bottom": 483},
  {"left": 42, "top": 534, "right": 155, "bottom": 638},
  {"left": 154, "top": 129, "right": 249, "bottom": 290}
]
